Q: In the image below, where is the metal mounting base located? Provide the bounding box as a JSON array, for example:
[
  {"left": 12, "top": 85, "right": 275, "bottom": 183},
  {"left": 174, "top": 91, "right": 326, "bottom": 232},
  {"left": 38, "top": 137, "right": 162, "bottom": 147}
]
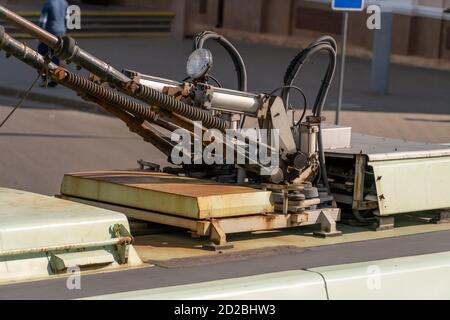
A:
[
  {"left": 313, "top": 210, "right": 343, "bottom": 238},
  {"left": 61, "top": 195, "right": 342, "bottom": 251},
  {"left": 431, "top": 209, "right": 450, "bottom": 224},
  {"left": 204, "top": 220, "right": 234, "bottom": 250},
  {"left": 370, "top": 216, "right": 395, "bottom": 231}
]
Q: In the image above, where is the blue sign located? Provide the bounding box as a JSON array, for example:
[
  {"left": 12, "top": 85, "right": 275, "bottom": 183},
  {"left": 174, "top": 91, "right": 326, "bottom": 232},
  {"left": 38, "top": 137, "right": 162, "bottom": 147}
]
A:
[{"left": 332, "top": 0, "right": 365, "bottom": 11}]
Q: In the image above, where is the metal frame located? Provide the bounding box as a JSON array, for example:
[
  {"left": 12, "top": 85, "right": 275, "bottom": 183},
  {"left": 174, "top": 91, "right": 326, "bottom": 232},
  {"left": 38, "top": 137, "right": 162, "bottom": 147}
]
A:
[
  {"left": 59, "top": 195, "right": 341, "bottom": 250},
  {"left": 327, "top": 153, "right": 394, "bottom": 229},
  {"left": 327, "top": 154, "right": 378, "bottom": 211},
  {"left": 432, "top": 209, "right": 450, "bottom": 224},
  {"left": 369, "top": 211, "right": 395, "bottom": 231},
  {"left": 328, "top": 152, "right": 450, "bottom": 231}
]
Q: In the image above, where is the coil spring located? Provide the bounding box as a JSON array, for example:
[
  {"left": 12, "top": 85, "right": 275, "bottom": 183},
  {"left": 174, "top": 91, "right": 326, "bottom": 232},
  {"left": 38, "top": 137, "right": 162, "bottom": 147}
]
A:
[
  {"left": 136, "top": 85, "right": 227, "bottom": 131},
  {"left": 62, "top": 72, "right": 158, "bottom": 122}
]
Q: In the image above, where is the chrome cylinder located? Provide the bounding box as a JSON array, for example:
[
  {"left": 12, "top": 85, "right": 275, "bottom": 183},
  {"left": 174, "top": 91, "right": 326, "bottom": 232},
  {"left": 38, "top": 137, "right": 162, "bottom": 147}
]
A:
[{"left": 139, "top": 74, "right": 261, "bottom": 116}]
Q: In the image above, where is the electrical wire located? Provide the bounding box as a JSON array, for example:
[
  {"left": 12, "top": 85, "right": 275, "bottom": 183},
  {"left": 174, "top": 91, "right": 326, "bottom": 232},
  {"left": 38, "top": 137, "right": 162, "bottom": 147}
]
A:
[
  {"left": 207, "top": 75, "right": 222, "bottom": 88},
  {"left": 0, "top": 73, "right": 40, "bottom": 129},
  {"left": 283, "top": 41, "right": 336, "bottom": 116},
  {"left": 182, "top": 75, "right": 223, "bottom": 88},
  {"left": 269, "top": 85, "right": 308, "bottom": 125},
  {"left": 282, "top": 37, "right": 337, "bottom": 193},
  {"left": 193, "top": 31, "right": 247, "bottom": 91},
  {"left": 193, "top": 31, "right": 248, "bottom": 128}
]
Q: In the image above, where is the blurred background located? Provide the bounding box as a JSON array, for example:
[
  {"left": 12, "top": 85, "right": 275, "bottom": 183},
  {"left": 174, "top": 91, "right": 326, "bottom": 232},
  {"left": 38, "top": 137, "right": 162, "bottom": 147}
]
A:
[
  {"left": 0, "top": 0, "right": 449, "bottom": 195},
  {"left": 2, "top": 0, "right": 450, "bottom": 64}
]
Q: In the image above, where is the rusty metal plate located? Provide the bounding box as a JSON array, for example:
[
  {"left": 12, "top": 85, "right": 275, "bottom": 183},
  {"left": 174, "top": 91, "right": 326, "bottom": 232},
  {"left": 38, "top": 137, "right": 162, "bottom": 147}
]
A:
[{"left": 60, "top": 170, "right": 274, "bottom": 219}]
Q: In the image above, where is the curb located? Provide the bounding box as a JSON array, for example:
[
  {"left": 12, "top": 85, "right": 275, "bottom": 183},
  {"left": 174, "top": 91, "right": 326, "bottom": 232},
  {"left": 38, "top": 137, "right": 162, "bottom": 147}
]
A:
[{"left": 0, "top": 86, "right": 106, "bottom": 114}]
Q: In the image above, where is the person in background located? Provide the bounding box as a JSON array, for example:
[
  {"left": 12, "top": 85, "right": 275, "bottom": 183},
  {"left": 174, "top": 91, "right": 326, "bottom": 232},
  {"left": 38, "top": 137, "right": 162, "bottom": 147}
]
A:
[{"left": 38, "top": 0, "right": 69, "bottom": 87}]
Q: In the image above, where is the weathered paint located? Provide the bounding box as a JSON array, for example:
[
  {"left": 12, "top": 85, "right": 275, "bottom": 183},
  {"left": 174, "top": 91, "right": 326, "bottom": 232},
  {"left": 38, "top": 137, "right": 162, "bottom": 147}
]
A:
[
  {"left": 327, "top": 133, "right": 450, "bottom": 215},
  {"left": 50, "top": 249, "right": 115, "bottom": 272},
  {"left": 0, "top": 236, "right": 132, "bottom": 257},
  {"left": 0, "top": 188, "right": 142, "bottom": 284},
  {"left": 369, "top": 156, "right": 450, "bottom": 215},
  {"left": 62, "top": 195, "right": 339, "bottom": 238},
  {"left": 86, "top": 251, "right": 450, "bottom": 300},
  {"left": 60, "top": 171, "right": 274, "bottom": 219},
  {"left": 130, "top": 211, "right": 450, "bottom": 263}
]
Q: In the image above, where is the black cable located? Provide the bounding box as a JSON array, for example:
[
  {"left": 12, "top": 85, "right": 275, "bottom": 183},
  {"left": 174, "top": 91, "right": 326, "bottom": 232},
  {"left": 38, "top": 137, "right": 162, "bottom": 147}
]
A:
[
  {"left": 283, "top": 42, "right": 336, "bottom": 116},
  {"left": 207, "top": 75, "right": 222, "bottom": 88},
  {"left": 193, "top": 31, "right": 248, "bottom": 128},
  {"left": 182, "top": 75, "right": 222, "bottom": 88},
  {"left": 193, "top": 31, "right": 247, "bottom": 91},
  {"left": 0, "top": 74, "right": 40, "bottom": 129},
  {"left": 269, "top": 85, "right": 307, "bottom": 125},
  {"left": 282, "top": 38, "right": 337, "bottom": 193}
]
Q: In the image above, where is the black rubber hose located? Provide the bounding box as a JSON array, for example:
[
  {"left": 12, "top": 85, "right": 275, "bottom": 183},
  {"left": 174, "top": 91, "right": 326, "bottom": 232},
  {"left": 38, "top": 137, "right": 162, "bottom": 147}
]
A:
[
  {"left": 194, "top": 31, "right": 248, "bottom": 128},
  {"left": 193, "top": 31, "right": 247, "bottom": 92},
  {"left": 282, "top": 37, "right": 337, "bottom": 192},
  {"left": 283, "top": 43, "right": 336, "bottom": 114}
]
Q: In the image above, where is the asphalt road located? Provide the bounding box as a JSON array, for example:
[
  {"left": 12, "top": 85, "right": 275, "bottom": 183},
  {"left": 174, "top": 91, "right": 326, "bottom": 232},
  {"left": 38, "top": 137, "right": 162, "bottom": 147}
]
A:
[
  {"left": 1, "top": 37, "right": 450, "bottom": 115},
  {"left": 0, "top": 96, "right": 169, "bottom": 195}
]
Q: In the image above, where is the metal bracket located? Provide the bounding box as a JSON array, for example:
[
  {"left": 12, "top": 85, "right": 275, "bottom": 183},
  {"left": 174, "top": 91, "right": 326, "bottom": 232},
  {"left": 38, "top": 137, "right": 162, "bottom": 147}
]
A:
[
  {"left": 313, "top": 210, "right": 343, "bottom": 238},
  {"left": 369, "top": 213, "right": 395, "bottom": 231},
  {"left": 268, "top": 96, "right": 297, "bottom": 158},
  {"left": 137, "top": 159, "right": 161, "bottom": 171},
  {"left": 203, "top": 220, "right": 234, "bottom": 251},
  {"left": 352, "top": 154, "right": 367, "bottom": 210},
  {"left": 112, "top": 224, "right": 133, "bottom": 264},
  {"left": 192, "top": 82, "right": 213, "bottom": 109},
  {"left": 431, "top": 209, "right": 450, "bottom": 224}
]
